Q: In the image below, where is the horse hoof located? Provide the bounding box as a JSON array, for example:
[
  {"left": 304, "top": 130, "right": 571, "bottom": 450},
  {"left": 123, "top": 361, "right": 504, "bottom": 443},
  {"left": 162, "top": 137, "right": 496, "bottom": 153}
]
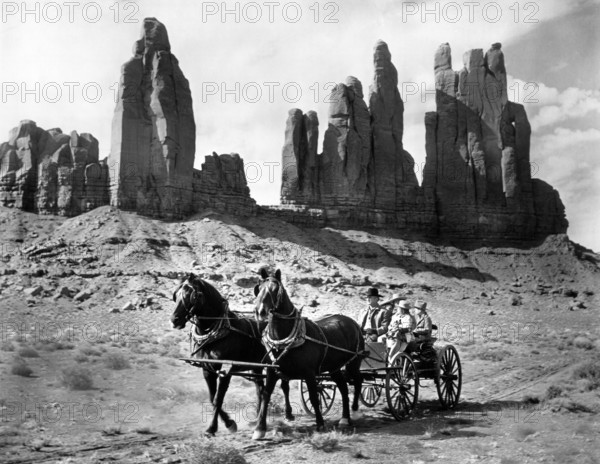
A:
[
  {"left": 227, "top": 421, "right": 238, "bottom": 433},
  {"left": 252, "top": 430, "right": 266, "bottom": 440},
  {"left": 285, "top": 414, "right": 296, "bottom": 422},
  {"left": 204, "top": 431, "right": 216, "bottom": 438},
  {"left": 338, "top": 418, "right": 350, "bottom": 428}
]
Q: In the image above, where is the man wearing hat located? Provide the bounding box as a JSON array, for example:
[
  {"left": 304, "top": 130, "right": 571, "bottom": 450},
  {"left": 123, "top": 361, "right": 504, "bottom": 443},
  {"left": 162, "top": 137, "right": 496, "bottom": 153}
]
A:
[
  {"left": 387, "top": 299, "right": 416, "bottom": 362},
  {"left": 413, "top": 300, "right": 432, "bottom": 341},
  {"left": 359, "top": 288, "right": 393, "bottom": 343}
]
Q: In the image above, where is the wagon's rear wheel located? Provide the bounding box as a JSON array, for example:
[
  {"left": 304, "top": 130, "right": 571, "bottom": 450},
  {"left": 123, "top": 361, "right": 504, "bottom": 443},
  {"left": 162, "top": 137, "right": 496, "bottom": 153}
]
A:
[
  {"left": 299, "top": 380, "right": 337, "bottom": 417},
  {"left": 385, "top": 353, "right": 419, "bottom": 420},
  {"left": 360, "top": 383, "right": 382, "bottom": 407},
  {"left": 436, "top": 345, "right": 462, "bottom": 409}
]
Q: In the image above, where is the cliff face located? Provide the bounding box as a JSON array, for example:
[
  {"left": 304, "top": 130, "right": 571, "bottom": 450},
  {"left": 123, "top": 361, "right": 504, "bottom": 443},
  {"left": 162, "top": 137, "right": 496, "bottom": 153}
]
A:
[
  {"left": 278, "top": 41, "right": 567, "bottom": 240},
  {"left": 0, "top": 120, "right": 109, "bottom": 216},
  {"left": 108, "top": 17, "right": 196, "bottom": 219}
]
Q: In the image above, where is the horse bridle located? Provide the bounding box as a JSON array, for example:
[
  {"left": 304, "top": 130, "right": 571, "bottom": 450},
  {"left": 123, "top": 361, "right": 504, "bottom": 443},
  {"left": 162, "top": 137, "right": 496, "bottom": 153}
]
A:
[
  {"left": 259, "top": 277, "right": 297, "bottom": 321},
  {"left": 176, "top": 281, "right": 201, "bottom": 322}
]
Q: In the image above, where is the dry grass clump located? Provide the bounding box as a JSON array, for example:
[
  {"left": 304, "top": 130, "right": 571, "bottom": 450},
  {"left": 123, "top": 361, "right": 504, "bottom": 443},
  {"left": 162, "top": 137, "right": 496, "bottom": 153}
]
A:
[
  {"left": 175, "top": 438, "right": 248, "bottom": 464},
  {"left": 60, "top": 366, "right": 93, "bottom": 390},
  {"left": 79, "top": 346, "right": 102, "bottom": 357},
  {"left": 1, "top": 341, "right": 15, "bottom": 352},
  {"left": 472, "top": 346, "right": 511, "bottom": 362},
  {"left": 103, "top": 352, "right": 130, "bottom": 370},
  {"left": 305, "top": 430, "right": 357, "bottom": 453}
]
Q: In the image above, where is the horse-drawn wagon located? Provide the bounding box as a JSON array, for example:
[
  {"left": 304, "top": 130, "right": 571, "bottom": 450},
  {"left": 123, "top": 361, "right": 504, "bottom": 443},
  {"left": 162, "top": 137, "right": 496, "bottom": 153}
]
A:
[
  {"left": 299, "top": 334, "right": 462, "bottom": 421},
  {"left": 172, "top": 270, "right": 461, "bottom": 439}
]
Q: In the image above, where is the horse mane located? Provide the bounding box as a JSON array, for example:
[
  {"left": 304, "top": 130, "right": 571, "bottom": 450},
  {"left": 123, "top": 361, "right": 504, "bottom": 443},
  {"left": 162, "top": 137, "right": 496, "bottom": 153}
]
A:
[{"left": 194, "top": 276, "right": 236, "bottom": 318}]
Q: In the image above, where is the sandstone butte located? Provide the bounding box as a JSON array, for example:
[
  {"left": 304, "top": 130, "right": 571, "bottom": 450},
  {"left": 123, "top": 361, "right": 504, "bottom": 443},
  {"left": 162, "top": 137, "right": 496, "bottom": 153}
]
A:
[{"left": 0, "top": 18, "right": 567, "bottom": 242}]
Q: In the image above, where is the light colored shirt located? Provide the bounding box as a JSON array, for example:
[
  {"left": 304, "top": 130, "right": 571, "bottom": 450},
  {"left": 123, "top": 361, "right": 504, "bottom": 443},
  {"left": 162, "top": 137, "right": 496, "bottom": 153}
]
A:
[{"left": 414, "top": 313, "right": 432, "bottom": 337}]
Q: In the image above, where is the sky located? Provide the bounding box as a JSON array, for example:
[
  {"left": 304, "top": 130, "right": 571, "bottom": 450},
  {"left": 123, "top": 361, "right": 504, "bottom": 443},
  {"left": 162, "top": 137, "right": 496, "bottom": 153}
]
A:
[{"left": 1, "top": 0, "right": 599, "bottom": 251}]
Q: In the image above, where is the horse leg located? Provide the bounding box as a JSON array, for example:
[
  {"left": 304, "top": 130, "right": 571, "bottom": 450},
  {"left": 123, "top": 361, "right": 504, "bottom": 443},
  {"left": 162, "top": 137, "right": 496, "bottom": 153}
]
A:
[
  {"left": 252, "top": 368, "right": 264, "bottom": 418},
  {"left": 213, "top": 374, "right": 237, "bottom": 433},
  {"left": 280, "top": 379, "right": 295, "bottom": 421},
  {"left": 252, "top": 369, "right": 278, "bottom": 440},
  {"left": 203, "top": 369, "right": 219, "bottom": 436},
  {"left": 349, "top": 359, "right": 363, "bottom": 412},
  {"left": 304, "top": 374, "right": 325, "bottom": 432},
  {"left": 330, "top": 370, "right": 351, "bottom": 428}
]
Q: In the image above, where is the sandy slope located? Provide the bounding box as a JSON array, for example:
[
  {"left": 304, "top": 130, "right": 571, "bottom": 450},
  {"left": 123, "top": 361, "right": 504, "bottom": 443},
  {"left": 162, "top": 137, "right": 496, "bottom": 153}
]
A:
[{"left": 0, "top": 206, "right": 599, "bottom": 463}]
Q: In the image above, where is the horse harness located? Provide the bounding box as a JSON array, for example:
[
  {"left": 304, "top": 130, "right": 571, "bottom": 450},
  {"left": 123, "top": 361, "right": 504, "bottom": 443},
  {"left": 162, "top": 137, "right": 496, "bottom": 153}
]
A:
[
  {"left": 177, "top": 283, "right": 260, "bottom": 357},
  {"left": 260, "top": 278, "right": 363, "bottom": 374}
]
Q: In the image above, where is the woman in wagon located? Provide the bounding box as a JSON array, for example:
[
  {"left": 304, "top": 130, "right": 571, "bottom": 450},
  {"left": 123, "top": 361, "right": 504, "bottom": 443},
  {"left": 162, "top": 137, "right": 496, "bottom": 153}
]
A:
[
  {"left": 387, "top": 299, "right": 416, "bottom": 362},
  {"left": 359, "top": 287, "right": 393, "bottom": 343}
]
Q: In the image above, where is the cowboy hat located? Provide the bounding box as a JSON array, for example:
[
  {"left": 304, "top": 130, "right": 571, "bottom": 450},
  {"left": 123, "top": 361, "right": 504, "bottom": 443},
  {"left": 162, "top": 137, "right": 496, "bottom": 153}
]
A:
[
  {"left": 380, "top": 292, "right": 404, "bottom": 306},
  {"left": 366, "top": 287, "right": 381, "bottom": 298},
  {"left": 414, "top": 300, "right": 427, "bottom": 310},
  {"left": 398, "top": 300, "right": 411, "bottom": 310}
]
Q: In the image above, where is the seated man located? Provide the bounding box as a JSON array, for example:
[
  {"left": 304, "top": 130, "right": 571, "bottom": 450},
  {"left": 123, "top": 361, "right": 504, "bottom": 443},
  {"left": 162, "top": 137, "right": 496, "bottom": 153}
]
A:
[
  {"left": 412, "top": 300, "right": 433, "bottom": 341},
  {"left": 387, "top": 300, "right": 415, "bottom": 363},
  {"left": 359, "top": 288, "right": 393, "bottom": 343}
]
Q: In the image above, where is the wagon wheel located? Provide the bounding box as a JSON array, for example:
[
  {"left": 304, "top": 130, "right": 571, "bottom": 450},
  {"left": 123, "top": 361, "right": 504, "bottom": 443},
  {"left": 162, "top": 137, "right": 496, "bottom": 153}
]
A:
[
  {"left": 436, "top": 345, "right": 462, "bottom": 409},
  {"left": 385, "top": 353, "right": 419, "bottom": 420},
  {"left": 299, "top": 380, "right": 337, "bottom": 417},
  {"left": 360, "top": 383, "right": 382, "bottom": 407}
]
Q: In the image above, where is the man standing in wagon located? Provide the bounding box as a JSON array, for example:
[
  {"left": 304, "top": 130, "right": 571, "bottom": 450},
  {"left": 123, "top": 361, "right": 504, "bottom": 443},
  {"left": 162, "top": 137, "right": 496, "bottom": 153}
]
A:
[{"left": 359, "top": 288, "right": 393, "bottom": 343}]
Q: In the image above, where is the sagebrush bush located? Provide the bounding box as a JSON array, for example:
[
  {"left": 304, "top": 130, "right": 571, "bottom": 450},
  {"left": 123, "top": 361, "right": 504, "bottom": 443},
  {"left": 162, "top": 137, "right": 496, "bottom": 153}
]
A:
[
  {"left": 61, "top": 366, "right": 93, "bottom": 390},
  {"left": 104, "top": 352, "right": 130, "bottom": 370},
  {"left": 11, "top": 359, "right": 33, "bottom": 377},
  {"left": 572, "top": 361, "right": 600, "bottom": 390},
  {"left": 17, "top": 347, "right": 39, "bottom": 358}
]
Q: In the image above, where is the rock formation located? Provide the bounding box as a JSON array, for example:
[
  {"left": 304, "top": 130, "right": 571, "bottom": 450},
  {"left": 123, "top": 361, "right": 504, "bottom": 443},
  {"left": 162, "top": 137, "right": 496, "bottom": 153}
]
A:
[
  {"left": 424, "top": 42, "right": 567, "bottom": 239},
  {"left": 193, "top": 153, "right": 257, "bottom": 216},
  {"left": 108, "top": 17, "right": 196, "bottom": 218},
  {"left": 0, "top": 120, "right": 109, "bottom": 216},
  {"left": 277, "top": 41, "right": 567, "bottom": 240},
  {"left": 108, "top": 17, "right": 256, "bottom": 219},
  {"left": 281, "top": 41, "right": 421, "bottom": 225}
]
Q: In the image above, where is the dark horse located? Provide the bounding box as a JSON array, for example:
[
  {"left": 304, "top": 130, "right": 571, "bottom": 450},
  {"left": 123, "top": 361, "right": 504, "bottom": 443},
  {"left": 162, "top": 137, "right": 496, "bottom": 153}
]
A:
[
  {"left": 170, "top": 273, "right": 294, "bottom": 436},
  {"left": 252, "top": 268, "right": 364, "bottom": 439}
]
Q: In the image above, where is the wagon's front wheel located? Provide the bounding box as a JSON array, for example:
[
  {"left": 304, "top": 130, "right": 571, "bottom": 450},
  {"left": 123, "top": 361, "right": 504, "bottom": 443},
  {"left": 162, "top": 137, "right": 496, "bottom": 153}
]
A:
[
  {"left": 299, "top": 380, "right": 337, "bottom": 417},
  {"left": 385, "top": 353, "right": 419, "bottom": 420},
  {"left": 436, "top": 345, "right": 462, "bottom": 409}
]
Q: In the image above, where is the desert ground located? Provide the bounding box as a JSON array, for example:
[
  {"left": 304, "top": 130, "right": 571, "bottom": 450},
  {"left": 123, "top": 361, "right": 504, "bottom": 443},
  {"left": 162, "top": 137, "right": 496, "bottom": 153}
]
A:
[{"left": 1, "top": 205, "right": 599, "bottom": 463}]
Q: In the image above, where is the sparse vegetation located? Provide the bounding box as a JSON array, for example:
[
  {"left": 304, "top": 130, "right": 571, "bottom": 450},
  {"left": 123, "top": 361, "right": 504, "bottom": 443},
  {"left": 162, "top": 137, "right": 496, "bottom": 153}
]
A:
[
  {"left": 1, "top": 341, "right": 15, "bottom": 352},
  {"left": 11, "top": 358, "right": 33, "bottom": 377},
  {"left": 545, "top": 385, "right": 563, "bottom": 400},
  {"left": 512, "top": 425, "right": 536, "bottom": 442},
  {"left": 305, "top": 431, "right": 342, "bottom": 452},
  {"left": 472, "top": 347, "right": 511, "bottom": 362},
  {"left": 175, "top": 438, "right": 248, "bottom": 464},
  {"left": 572, "top": 360, "right": 600, "bottom": 390},
  {"left": 104, "top": 352, "right": 130, "bottom": 370},
  {"left": 17, "top": 347, "right": 39, "bottom": 358},
  {"left": 79, "top": 346, "right": 102, "bottom": 357},
  {"left": 60, "top": 366, "right": 93, "bottom": 390}
]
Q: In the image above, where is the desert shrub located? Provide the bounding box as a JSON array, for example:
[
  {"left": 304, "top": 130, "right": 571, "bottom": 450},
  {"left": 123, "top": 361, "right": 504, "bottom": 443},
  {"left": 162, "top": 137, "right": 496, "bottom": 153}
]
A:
[
  {"left": 60, "top": 366, "right": 93, "bottom": 390},
  {"left": 573, "top": 336, "right": 594, "bottom": 350},
  {"left": 11, "top": 359, "right": 33, "bottom": 377},
  {"left": 175, "top": 439, "right": 247, "bottom": 464},
  {"left": 73, "top": 353, "right": 89, "bottom": 363},
  {"left": 1, "top": 341, "right": 15, "bottom": 352},
  {"left": 17, "top": 347, "right": 39, "bottom": 358},
  {"left": 572, "top": 360, "right": 600, "bottom": 390},
  {"left": 473, "top": 347, "right": 511, "bottom": 362},
  {"left": 79, "top": 346, "right": 102, "bottom": 357},
  {"left": 545, "top": 385, "right": 563, "bottom": 400},
  {"left": 104, "top": 352, "right": 130, "bottom": 370},
  {"left": 305, "top": 431, "right": 351, "bottom": 453}
]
